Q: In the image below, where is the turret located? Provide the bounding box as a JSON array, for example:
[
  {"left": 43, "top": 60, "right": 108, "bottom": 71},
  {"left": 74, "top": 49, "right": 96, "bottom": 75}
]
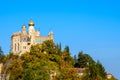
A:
[
  {"left": 28, "top": 19, "right": 35, "bottom": 36},
  {"left": 48, "top": 31, "right": 54, "bottom": 40},
  {"left": 22, "top": 25, "right": 27, "bottom": 35},
  {"left": 28, "top": 19, "right": 35, "bottom": 44}
]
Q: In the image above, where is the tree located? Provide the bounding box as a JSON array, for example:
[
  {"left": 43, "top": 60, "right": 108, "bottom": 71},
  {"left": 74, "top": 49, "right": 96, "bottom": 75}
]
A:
[
  {"left": 96, "top": 61, "right": 106, "bottom": 78},
  {"left": 22, "top": 61, "right": 50, "bottom": 80},
  {"left": 8, "top": 58, "right": 23, "bottom": 80},
  {"left": 76, "top": 51, "right": 94, "bottom": 68},
  {"left": 74, "top": 51, "right": 108, "bottom": 79},
  {"left": 87, "top": 62, "right": 98, "bottom": 80},
  {"left": 83, "top": 60, "right": 107, "bottom": 80},
  {"left": 64, "top": 46, "right": 70, "bottom": 53},
  {"left": 3, "top": 40, "right": 114, "bottom": 80},
  {"left": 0, "top": 46, "right": 4, "bottom": 62},
  {"left": 74, "top": 55, "right": 77, "bottom": 63},
  {"left": 58, "top": 68, "right": 80, "bottom": 80}
]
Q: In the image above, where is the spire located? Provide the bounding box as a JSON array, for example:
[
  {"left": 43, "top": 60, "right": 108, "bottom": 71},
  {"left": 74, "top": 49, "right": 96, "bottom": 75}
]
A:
[{"left": 29, "top": 19, "right": 34, "bottom": 26}]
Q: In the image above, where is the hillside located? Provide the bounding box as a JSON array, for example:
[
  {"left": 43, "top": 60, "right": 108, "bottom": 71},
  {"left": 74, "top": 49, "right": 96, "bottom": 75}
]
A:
[{"left": 0, "top": 40, "right": 117, "bottom": 80}]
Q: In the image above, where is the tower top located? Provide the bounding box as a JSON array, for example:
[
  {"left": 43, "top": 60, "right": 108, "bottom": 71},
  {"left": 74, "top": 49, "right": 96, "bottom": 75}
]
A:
[
  {"left": 29, "top": 19, "right": 34, "bottom": 26},
  {"left": 22, "top": 25, "right": 26, "bottom": 28}
]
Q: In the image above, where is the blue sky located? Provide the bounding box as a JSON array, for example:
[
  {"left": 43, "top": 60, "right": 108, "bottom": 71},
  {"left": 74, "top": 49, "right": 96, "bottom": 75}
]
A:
[{"left": 0, "top": 0, "right": 120, "bottom": 79}]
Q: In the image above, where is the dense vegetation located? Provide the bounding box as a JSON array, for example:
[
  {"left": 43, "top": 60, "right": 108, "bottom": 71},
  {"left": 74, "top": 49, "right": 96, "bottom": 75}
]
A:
[
  {"left": 0, "top": 46, "right": 4, "bottom": 63},
  {"left": 0, "top": 40, "right": 117, "bottom": 80}
]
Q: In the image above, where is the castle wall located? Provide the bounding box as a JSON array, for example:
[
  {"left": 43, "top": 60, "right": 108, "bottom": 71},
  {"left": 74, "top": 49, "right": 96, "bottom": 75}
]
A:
[{"left": 11, "top": 35, "right": 21, "bottom": 54}]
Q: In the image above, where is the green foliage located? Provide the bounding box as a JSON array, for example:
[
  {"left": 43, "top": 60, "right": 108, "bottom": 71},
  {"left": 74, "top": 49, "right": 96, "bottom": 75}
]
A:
[
  {"left": 96, "top": 61, "right": 106, "bottom": 78},
  {"left": 74, "top": 55, "right": 77, "bottom": 63},
  {"left": 1, "top": 40, "right": 116, "bottom": 80},
  {"left": 74, "top": 51, "right": 107, "bottom": 80},
  {"left": 0, "top": 46, "right": 4, "bottom": 62},
  {"left": 57, "top": 68, "right": 80, "bottom": 80},
  {"left": 87, "top": 62, "right": 98, "bottom": 80},
  {"left": 86, "top": 61, "right": 107, "bottom": 80},
  {"left": 74, "top": 51, "right": 94, "bottom": 68},
  {"left": 64, "top": 46, "right": 70, "bottom": 53},
  {"left": 23, "top": 61, "right": 50, "bottom": 80},
  {"left": 5, "top": 40, "right": 60, "bottom": 80}
]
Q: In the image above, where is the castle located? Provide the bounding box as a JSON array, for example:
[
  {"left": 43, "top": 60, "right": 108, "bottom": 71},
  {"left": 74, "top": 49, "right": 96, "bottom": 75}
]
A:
[{"left": 11, "top": 19, "right": 54, "bottom": 55}]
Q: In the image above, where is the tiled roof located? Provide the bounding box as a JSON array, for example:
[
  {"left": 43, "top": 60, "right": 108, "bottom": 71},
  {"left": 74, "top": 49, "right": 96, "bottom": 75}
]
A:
[{"left": 12, "top": 32, "right": 21, "bottom": 37}]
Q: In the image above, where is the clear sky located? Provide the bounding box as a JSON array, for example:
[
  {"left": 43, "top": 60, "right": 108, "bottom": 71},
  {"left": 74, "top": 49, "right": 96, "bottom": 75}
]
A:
[{"left": 0, "top": 0, "right": 120, "bottom": 79}]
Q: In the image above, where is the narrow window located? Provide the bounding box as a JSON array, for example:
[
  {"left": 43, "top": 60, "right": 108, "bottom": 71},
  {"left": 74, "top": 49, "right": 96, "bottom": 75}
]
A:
[
  {"left": 15, "top": 44, "right": 16, "bottom": 51},
  {"left": 18, "top": 43, "right": 19, "bottom": 51}
]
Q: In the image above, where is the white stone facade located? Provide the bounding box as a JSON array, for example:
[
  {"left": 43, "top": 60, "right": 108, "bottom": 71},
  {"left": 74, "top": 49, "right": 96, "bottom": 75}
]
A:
[{"left": 11, "top": 19, "right": 54, "bottom": 55}]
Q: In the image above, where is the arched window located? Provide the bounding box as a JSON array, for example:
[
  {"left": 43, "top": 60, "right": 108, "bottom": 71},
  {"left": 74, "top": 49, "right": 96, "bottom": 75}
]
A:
[
  {"left": 18, "top": 43, "right": 19, "bottom": 51},
  {"left": 15, "top": 44, "right": 16, "bottom": 51}
]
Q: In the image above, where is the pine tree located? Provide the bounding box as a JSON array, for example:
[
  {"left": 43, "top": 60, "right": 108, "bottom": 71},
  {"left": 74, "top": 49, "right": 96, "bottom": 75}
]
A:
[{"left": 96, "top": 60, "right": 106, "bottom": 78}]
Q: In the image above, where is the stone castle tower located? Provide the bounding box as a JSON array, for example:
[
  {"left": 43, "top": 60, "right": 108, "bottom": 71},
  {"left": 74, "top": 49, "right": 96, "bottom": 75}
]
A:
[{"left": 11, "top": 19, "right": 54, "bottom": 55}]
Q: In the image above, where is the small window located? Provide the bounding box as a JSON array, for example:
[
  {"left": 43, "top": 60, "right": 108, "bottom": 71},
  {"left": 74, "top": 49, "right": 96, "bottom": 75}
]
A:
[
  {"left": 15, "top": 44, "right": 16, "bottom": 51},
  {"left": 23, "top": 37, "right": 26, "bottom": 42},
  {"left": 18, "top": 43, "right": 19, "bottom": 51}
]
